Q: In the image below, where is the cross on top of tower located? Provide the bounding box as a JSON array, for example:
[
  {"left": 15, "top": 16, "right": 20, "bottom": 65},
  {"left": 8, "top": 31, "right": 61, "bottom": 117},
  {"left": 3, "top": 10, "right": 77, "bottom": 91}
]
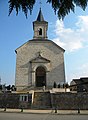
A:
[{"left": 39, "top": 0, "right": 42, "bottom": 9}]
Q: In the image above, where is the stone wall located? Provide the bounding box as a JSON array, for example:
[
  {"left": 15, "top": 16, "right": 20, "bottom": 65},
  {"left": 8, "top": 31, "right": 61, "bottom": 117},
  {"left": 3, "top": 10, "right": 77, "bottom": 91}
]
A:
[
  {"left": 0, "top": 93, "right": 32, "bottom": 109},
  {"left": 0, "top": 92, "right": 88, "bottom": 110},
  {"left": 0, "top": 93, "right": 19, "bottom": 108},
  {"left": 51, "top": 92, "right": 88, "bottom": 110}
]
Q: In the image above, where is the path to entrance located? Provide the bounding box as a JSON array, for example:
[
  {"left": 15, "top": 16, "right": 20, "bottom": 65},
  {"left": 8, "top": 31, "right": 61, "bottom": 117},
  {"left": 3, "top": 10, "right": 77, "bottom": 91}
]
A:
[
  {"left": 0, "top": 109, "right": 88, "bottom": 114},
  {"left": 0, "top": 112, "right": 88, "bottom": 120}
]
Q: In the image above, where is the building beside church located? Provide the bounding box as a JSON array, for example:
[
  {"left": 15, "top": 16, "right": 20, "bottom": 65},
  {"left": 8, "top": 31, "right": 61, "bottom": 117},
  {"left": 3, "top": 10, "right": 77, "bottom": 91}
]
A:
[
  {"left": 70, "top": 77, "right": 88, "bottom": 92},
  {"left": 15, "top": 9, "right": 65, "bottom": 91}
]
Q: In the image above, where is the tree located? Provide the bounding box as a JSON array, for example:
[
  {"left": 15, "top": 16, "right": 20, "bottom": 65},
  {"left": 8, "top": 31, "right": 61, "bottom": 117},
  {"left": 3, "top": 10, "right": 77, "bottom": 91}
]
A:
[
  {"left": 6, "top": 85, "right": 11, "bottom": 90},
  {"left": 53, "top": 81, "right": 57, "bottom": 88},
  {"left": 8, "top": 0, "right": 88, "bottom": 19},
  {"left": 65, "top": 83, "right": 69, "bottom": 88},
  {"left": 63, "top": 83, "right": 65, "bottom": 88},
  {"left": 0, "top": 85, "right": 2, "bottom": 90},
  {"left": 58, "top": 83, "right": 60, "bottom": 88},
  {"left": 11, "top": 85, "right": 16, "bottom": 91}
]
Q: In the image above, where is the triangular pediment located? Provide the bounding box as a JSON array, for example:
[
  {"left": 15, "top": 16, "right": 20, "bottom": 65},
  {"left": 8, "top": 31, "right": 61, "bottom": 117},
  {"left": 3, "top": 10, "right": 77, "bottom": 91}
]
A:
[
  {"left": 15, "top": 39, "right": 65, "bottom": 54},
  {"left": 30, "top": 55, "right": 50, "bottom": 63}
]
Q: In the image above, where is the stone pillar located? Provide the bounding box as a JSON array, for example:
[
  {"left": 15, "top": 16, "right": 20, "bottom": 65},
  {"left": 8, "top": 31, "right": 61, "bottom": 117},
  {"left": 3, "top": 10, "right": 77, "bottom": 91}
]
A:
[
  {"left": 46, "top": 72, "right": 49, "bottom": 87},
  {"left": 32, "top": 71, "right": 35, "bottom": 86}
]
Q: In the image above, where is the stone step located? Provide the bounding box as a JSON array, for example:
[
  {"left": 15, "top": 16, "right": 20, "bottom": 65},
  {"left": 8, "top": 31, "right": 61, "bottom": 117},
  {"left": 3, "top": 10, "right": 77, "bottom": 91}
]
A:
[{"left": 32, "top": 91, "right": 52, "bottom": 109}]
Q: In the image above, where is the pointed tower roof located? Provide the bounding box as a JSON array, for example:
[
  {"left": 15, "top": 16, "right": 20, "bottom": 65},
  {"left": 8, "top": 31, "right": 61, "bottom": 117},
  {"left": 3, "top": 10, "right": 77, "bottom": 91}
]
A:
[
  {"left": 36, "top": 8, "right": 44, "bottom": 22},
  {"left": 33, "top": 8, "right": 48, "bottom": 39}
]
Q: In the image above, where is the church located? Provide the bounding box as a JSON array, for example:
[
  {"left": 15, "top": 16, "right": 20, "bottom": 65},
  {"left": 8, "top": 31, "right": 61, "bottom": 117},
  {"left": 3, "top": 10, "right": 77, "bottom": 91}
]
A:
[{"left": 15, "top": 8, "right": 65, "bottom": 91}]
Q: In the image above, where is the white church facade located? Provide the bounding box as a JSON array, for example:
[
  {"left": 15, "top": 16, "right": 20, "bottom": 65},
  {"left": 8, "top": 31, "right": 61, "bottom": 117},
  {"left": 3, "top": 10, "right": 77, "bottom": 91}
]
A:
[{"left": 15, "top": 9, "right": 65, "bottom": 91}]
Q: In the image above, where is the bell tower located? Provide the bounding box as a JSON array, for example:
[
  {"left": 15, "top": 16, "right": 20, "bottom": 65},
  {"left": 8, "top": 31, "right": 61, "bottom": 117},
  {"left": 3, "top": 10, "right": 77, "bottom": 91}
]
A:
[{"left": 33, "top": 8, "right": 48, "bottom": 39}]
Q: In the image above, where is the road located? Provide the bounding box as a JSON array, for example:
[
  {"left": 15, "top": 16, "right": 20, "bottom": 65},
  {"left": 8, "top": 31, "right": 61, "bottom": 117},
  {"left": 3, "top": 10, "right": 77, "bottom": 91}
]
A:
[{"left": 0, "top": 113, "right": 88, "bottom": 120}]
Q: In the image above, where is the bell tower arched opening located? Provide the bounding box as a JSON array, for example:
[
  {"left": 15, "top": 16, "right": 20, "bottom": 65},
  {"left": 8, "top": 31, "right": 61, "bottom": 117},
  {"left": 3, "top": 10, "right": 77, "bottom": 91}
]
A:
[
  {"left": 39, "top": 28, "right": 42, "bottom": 35},
  {"left": 33, "top": 8, "right": 48, "bottom": 39},
  {"left": 36, "top": 66, "right": 46, "bottom": 87}
]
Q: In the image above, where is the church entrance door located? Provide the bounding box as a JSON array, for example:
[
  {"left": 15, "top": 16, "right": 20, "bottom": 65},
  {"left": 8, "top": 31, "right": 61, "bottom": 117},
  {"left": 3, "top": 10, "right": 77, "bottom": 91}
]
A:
[{"left": 36, "top": 66, "right": 46, "bottom": 87}]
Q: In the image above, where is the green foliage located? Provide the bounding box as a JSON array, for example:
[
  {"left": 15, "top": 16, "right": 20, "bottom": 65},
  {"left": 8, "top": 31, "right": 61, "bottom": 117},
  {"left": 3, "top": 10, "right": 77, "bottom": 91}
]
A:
[
  {"left": 53, "top": 81, "right": 57, "bottom": 88},
  {"left": 0, "top": 85, "right": 2, "bottom": 90},
  {"left": 63, "top": 83, "right": 69, "bottom": 88},
  {"left": 8, "top": 0, "right": 36, "bottom": 18},
  {"left": 8, "top": 0, "right": 88, "bottom": 19},
  {"left": 47, "top": 0, "right": 88, "bottom": 19},
  {"left": 65, "top": 83, "right": 69, "bottom": 88},
  {"left": 73, "top": 0, "right": 88, "bottom": 10},
  {"left": 58, "top": 84, "right": 60, "bottom": 88}
]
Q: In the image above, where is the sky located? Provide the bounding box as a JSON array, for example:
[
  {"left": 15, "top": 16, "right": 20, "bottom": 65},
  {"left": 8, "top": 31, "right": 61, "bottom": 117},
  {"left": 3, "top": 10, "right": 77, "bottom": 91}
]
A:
[{"left": 0, "top": 1, "right": 88, "bottom": 85}]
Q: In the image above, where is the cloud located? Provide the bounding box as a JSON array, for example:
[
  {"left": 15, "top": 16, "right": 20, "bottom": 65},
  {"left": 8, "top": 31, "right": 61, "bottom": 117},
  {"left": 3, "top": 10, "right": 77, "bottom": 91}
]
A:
[
  {"left": 53, "top": 16, "right": 88, "bottom": 52},
  {"left": 76, "top": 63, "right": 88, "bottom": 76}
]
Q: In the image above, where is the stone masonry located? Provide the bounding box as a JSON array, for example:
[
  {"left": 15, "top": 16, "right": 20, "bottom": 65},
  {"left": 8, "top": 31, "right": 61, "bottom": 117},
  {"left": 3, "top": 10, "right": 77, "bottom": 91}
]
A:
[
  {"left": 15, "top": 40, "right": 65, "bottom": 91},
  {"left": 15, "top": 9, "right": 65, "bottom": 91}
]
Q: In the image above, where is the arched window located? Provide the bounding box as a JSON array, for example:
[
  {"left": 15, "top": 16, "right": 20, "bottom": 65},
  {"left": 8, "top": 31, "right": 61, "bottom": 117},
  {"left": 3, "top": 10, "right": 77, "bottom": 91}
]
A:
[{"left": 39, "top": 28, "right": 42, "bottom": 35}]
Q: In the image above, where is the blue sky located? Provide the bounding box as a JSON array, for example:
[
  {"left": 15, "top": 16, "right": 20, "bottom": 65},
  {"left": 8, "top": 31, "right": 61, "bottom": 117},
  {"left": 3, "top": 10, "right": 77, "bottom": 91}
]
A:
[{"left": 0, "top": 1, "right": 88, "bottom": 85}]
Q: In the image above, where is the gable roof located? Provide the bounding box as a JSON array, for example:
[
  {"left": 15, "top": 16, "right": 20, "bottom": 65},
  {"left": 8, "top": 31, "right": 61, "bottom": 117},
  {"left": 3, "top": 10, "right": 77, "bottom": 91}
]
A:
[
  {"left": 15, "top": 39, "right": 65, "bottom": 53},
  {"left": 71, "top": 77, "right": 88, "bottom": 85}
]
